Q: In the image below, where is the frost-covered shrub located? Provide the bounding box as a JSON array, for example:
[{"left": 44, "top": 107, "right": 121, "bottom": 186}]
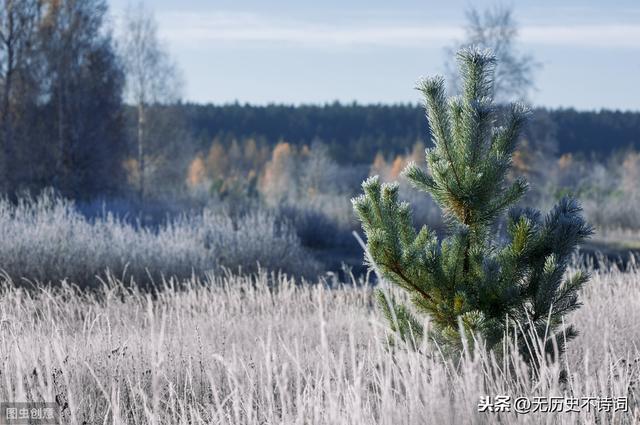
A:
[{"left": 0, "top": 191, "right": 319, "bottom": 287}]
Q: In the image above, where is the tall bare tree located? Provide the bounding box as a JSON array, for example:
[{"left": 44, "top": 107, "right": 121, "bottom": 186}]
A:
[
  {"left": 0, "top": 0, "right": 39, "bottom": 191},
  {"left": 446, "top": 5, "right": 539, "bottom": 103},
  {"left": 120, "top": 2, "right": 181, "bottom": 202}
]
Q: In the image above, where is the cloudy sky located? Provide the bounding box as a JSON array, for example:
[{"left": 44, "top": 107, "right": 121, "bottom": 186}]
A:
[{"left": 108, "top": 0, "right": 640, "bottom": 110}]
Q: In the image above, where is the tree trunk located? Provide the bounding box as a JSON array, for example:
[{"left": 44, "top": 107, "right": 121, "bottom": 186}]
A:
[
  {"left": 56, "top": 75, "right": 65, "bottom": 191},
  {"left": 137, "top": 101, "right": 145, "bottom": 202},
  {"left": 1, "top": 44, "right": 14, "bottom": 193},
  {"left": 0, "top": 5, "right": 15, "bottom": 194}
]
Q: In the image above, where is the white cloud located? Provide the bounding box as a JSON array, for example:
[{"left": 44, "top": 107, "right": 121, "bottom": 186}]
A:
[
  {"left": 155, "top": 11, "right": 640, "bottom": 49},
  {"left": 157, "top": 12, "right": 460, "bottom": 47},
  {"left": 522, "top": 25, "right": 640, "bottom": 48}
]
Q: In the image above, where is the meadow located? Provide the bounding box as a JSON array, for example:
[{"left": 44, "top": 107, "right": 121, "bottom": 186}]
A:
[
  {"left": 1, "top": 148, "right": 640, "bottom": 424},
  {"left": 0, "top": 178, "right": 640, "bottom": 424},
  {"left": 1, "top": 258, "right": 639, "bottom": 424}
]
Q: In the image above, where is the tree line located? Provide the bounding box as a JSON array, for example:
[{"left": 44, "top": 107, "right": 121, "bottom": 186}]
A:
[{"left": 181, "top": 103, "right": 640, "bottom": 164}]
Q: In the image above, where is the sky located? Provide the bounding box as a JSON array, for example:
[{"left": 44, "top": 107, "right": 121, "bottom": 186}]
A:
[{"left": 108, "top": 0, "right": 640, "bottom": 111}]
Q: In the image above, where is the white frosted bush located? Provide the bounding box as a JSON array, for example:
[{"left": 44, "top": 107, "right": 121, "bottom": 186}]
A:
[{"left": 0, "top": 191, "right": 319, "bottom": 286}]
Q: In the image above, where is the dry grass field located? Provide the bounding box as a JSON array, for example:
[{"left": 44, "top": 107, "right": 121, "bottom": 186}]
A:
[{"left": 1, "top": 262, "right": 639, "bottom": 424}]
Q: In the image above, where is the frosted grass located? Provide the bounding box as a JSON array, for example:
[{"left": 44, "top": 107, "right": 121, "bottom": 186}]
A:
[{"left": 0, "top": 264, "right": 638, "bottom": 424}]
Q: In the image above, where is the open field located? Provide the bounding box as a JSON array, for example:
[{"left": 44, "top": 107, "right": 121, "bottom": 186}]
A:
[{"left": 1, "top": 263, "right": 639, "bottom": 424}]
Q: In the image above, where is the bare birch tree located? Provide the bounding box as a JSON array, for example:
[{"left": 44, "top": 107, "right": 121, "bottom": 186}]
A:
[
  {"left": 120, "top": 2, "right": 181, "bottom": 201},
  {"left": 445, "top": 5, "right": 539, "bottom": 103}
]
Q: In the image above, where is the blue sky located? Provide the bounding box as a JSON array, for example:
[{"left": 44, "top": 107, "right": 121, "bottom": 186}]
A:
[{"left": 108, "top": 0, "right": 640, "bottom": 110}]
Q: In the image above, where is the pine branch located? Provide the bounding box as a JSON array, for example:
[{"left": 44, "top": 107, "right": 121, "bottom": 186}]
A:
[
  {"left": 416, "top": 76, "right": 463, "bottom": 191},
  {"left": 381, "top": 259, "right": 436, "bottom": 305}
]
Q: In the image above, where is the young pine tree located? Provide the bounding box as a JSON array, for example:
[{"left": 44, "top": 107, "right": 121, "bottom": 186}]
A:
[{"left": 352, "top": 47, "right": 593, "bottom": 364}]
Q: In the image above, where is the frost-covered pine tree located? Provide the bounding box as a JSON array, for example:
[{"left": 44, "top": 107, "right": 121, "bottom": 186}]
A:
[{"left": 352, "top": 47, "right": 593, "bottom": 365}]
